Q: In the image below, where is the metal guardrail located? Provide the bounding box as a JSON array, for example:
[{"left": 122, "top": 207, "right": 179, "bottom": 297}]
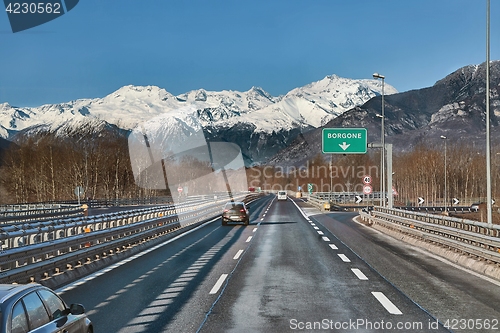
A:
[
  {"left": 0, "top": 195, "right": 222, "bottom": 225},
  {"left": 0, "top": 193, "right": 262, "bottom": 284},
  {"left": 360, "top": 207, "right": 500, "bottom": 264},
  {"left": 397, "top": 206, "right": 476, "bottom": 213},
  {"left": 0, "top": 204, "right": 84, "bottom": 224}
]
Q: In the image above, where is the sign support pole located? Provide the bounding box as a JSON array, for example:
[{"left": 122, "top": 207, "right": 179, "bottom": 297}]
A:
[{"left": 386, "top": 144, "right": 393, "bottom": 209}]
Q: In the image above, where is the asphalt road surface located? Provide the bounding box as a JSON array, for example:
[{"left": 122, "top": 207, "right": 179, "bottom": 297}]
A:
[{"left": 57, "top": 194, "right": 500, "bottom": 332}]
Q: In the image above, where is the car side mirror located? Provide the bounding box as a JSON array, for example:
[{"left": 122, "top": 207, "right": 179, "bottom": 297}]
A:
[{"left": 69, "top": 303, "right": 86, "bottom": 315}]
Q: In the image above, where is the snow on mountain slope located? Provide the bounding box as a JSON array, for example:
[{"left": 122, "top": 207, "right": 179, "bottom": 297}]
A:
[
  {"left": 213, "top": 75, "right": 398, "bottom": 131},
  {"left": 0, "top": 75, "right": 397, "bottom": 139}
]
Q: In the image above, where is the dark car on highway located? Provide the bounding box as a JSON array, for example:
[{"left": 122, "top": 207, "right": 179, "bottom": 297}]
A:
[
  {"left": 222, "top": 201, "right": 250, "bottom": 225},
  {"left": 0, "top": 283, "right": 93, "bottom": 333}
]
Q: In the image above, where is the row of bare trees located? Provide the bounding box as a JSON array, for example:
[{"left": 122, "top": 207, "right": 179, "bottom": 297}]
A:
[
  {"left": 0, "top": 133, "right": 164, "bottom": 203},
  {"left": 0, "top": 133, "right": 498, "bottom": 206},
  {"left": 248, "top": 144, "right": 499, "bottom": 206}
]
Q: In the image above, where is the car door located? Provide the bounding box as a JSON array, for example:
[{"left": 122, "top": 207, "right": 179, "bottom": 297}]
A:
[
  {"left": 36, "top": 289, "right": 82, "bottom": 333},
  {"left": 19, "top": 291, "right": 51, "bottom": 332}
]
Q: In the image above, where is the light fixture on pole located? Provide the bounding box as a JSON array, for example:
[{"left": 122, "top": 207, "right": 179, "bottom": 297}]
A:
[
  {"left": 440, "top": 135, "right": 447, "bottom": 213},
  {"left": 373, "top": 73, "right": 385, "bottom": 207}
]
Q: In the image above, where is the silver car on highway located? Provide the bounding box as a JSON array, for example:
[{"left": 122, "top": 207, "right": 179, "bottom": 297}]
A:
[{"left": 0, "top": 283, "right": 93, "bottom": 333}]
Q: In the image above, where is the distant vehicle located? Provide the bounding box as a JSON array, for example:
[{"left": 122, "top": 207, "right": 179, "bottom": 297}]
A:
[
  {"left": 277, "top": 191, "right": 287, "bottom": 201},
  {"left": 471, "top": 203, "right": 480, "bottom": 212},
  {"left": 0, "top": 283, "right": 93, "bottom": 333},
  {"left": 222, "top": 201, "right": 250, "bottom": 225}
]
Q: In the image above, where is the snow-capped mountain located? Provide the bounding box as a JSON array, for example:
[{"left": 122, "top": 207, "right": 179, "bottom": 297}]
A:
[
  {"left": 269, "top": 61, "right": 500, "bottom": 166},
  {"left": 1, "top": 75, "right": 397, "bottom": 164}
]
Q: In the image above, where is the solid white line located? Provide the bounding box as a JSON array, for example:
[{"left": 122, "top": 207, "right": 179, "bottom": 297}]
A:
[
  {"left": 209, "top": 274, "right": 228, "bottom": 294},
  {"left": 246, "top": 236, "right": 253, "bottom": 242},
  {"left": 372, "top": 292, "right": 403, "bottom": 315},
  {"left": 351, "top": 268, "right": 368, "bottom": 280},
  {"left": 329, "top": 244, "right": 338, "bottom": 250},
  {"left": 338, "top": 254, "right": 350, "bottom": 262},
  {"left": 321, "top": 236, "right": 330, "bottom": 242},
  {"left": 233, "top": 249, "right": 244, "bottom": 260},
  {"left": 317, "top": 230, "right": 324, "bottom": 235}
]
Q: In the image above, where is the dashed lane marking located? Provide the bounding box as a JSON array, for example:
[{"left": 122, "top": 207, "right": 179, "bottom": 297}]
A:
[
  {"left": 329, "top": 244, "right": 338, "bottom": 250},
  {"left": 321, "top": 236, "right": 330, "bottom": 242},
  {"left": 371, "top": 292, "right": 403, "bottom": 315},
  {"left": 351, "top": 268, "right": 368, "bottom": 280},
  {"left": 209, "top": 274, "right": 228, "bottom": 294},
  {"left": 246, "top": 236, "right": 253, "bottom": 242},
  {"left": 338, "top": 254, "right": 350, "bottom": 262},
  {"left": 233, "top": 249, "right": 244, "bottom": 260}
]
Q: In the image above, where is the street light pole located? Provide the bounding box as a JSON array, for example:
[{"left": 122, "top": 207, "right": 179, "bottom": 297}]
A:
[
  {"left": 373, "top": 73, "right": 385, "bottom": 207},
  {"left": 486, "top": 0, "right": 493, "bottom": 225},
  {"left": 441, "top": 135, "right": 447, "bottom": 213}
]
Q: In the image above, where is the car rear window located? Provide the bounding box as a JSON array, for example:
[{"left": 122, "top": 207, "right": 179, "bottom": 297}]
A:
[{"left": 225, "top": 203, "right": 244, "bottom": 210}]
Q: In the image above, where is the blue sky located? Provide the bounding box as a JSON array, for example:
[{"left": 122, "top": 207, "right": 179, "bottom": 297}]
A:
[{"left": 0, "top": 0, "right": 499, "bottom": 107}]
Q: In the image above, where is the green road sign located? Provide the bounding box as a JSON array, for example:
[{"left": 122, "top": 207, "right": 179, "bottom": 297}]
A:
[{"left": 322, "top": 128, "right": 367, "bottom": 154}]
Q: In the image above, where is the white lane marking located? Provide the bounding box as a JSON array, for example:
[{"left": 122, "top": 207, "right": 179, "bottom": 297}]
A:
[
  {"left": 252, "top": 227, "right": 258, "bottom": 233},
  {"left": 57, "top": 214, "right": 222, "bottom": 293},
  {"left": 313, "top": 226, "right": 319, "bottom": 230},
  {"left": 329, "top": 244, "right": 338, "bottom": 250},
  {"left": 372, "top": 292, "right": 403, "bottom": 315},
  {"left": 209, "top": 274, "right": 228, "bottom": 294},
  {"left": 351, "top": 268, "right": 368, "bottom": 280},
  {"left": 260, "top": 218, "right": 264, "bottom": 221},
  {"left": 246, "top": 236, "right": 253, "bottom": 242},
  {"left": 338, "top": 254, "right": 350, "bottom": 262},
  {"left": 263, "top": 214, "right": 266, "bottom": 217},
  {"left": 321, "top": 236, "right": 330, "bottom": 242},
  {"left": 233, "top": 249, "right": 244, "bottom": 260},
  {"left": 317, "top": 230, "right": 324, "bottom": 235},
  {"left": 310, "top": 223, "right": 316, "bottom": 226}
]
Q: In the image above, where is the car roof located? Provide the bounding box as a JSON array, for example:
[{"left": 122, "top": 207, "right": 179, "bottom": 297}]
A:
[
  {"left": 225, "top": 201, "right": 244, "bottom": 205},
  {"left": 0, "top": 284, "right": 41, "bottom": 304}
]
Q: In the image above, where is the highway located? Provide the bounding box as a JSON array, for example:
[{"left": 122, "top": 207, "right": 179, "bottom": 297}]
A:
[{"left": 56, "top": 194, "right": 500, "bottom": 332}]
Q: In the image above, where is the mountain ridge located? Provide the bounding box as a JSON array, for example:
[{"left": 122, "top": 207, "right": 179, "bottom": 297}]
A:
[{"left": 268, "top": 61, "right": 500, "bottom": 166}]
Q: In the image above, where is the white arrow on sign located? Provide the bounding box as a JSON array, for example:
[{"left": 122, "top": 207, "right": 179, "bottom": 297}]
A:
[
  {"left": 362, "top": 184, "right": 372, "bottom": 195},
  {"left": 418, "top": 197, "right": 425, "bottom": 205},
  {"left": 453, "top": 198, "right": 459, "bottom": 205},
  {"left": 355, "top": 195, "right": 362, "bottom": 204},
  {"left": 339, "top": 142, "right": 350, "bottom": 150}
]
